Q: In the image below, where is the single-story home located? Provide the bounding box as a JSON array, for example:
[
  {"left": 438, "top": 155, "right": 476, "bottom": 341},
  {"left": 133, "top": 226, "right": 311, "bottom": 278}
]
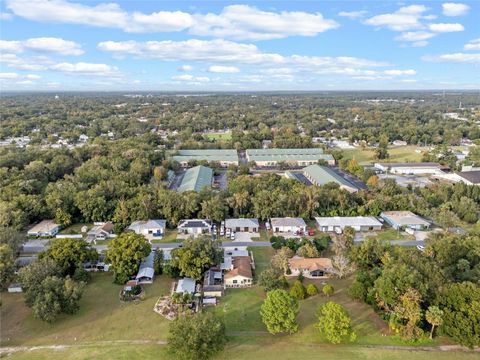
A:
[
  {"left": 380, "top": 211, "right": 430, "bottom": 230},
  {"left": 374, "top": 162, "right": 446, "bottom": 175},
  {"left": 128, "top": 219, "right": 166, "bottom": 238},
  {"left": 27, "top": 220, "right": 60, "bottom": 237},
  {"left": 270, "top": 217, "right": 307, "bottom": 233},
  {"left": 177, "top": 219, "right": 212, "bottom": 237},
  {"left": 176, "top": 277, "right": 196, "bottom": 295},
  {"left": 315, "top": 216, "right": 383, "bottom": 233},
  {"left": 203, "top": 269, "right": 224, "bottom": 297},
  {"left": 224, "top": 256, "right": 253, "bottom": 288},
  {"left": 87, "top": 221, "right": 114, "bottom": 241},
  {"left": 221, "top": 248, "right": 249, "bottom": 270},
  {"left": 288, "top": 256, "right": 334, "bottom": 278},
  {"left": 135, "top": 252, "right": 155, "bottom": 284},
  {"left": 225, "top": 218, "right": 259, "bottom": 233}
]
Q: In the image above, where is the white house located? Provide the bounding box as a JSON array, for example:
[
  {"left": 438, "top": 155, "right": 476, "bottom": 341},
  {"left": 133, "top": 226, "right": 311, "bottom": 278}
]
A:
[
  {"left": 87, "top": 221, "right": 114, "bottom": 241},
  {"left": 128, "top": 219, "right": 166, "bottom": 239},
  {"left": 288, "top": 256, "right": 334, "bottom": 279},
  {"left": 224, "top": 256, "right": 253, "bottom": 288},
  {"left": 27, "top": 220, "right": 60, "bottom": 237},
  {"left": 7, "top": 283, "right": 22, "bottom": 293},
  {"left": 225, "top": 218, "right": 259, "bottom": 233},
  {"left": 380, "top": 211, "right": 430, "bottom": 231},
  {"left": 177, "top": 219, "right": 212, "bottom": 237},
  {"left": 270, "top": 217, "right": 307, "bottom": 234},
  {"left": 374, "top": 162, "right": 445, "bottom": 175},
  {"left": 315, "top": 216, "right": 383, "bottom": 233}
]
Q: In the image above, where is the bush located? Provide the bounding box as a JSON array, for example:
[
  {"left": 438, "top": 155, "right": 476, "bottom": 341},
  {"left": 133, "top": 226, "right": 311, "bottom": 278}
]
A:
[
  {"left": 322, "top": 284, "right": 334, "bottom": 297},
  {"left": 270, "top": 236, "right": 286, "bottom": 250},
  {"left": 297, "top": 271, "right": 304, "bottom": 283},
  {"left": 306, "top": 283, "right": 318, "bottom": 296},
  {"left": 258, "top": 267, "right": 287, "bottom": 292},
  {"left": 72, "top": 267, "right": 90, "bottom": 282},
  {"left": 290, "top": 280, "right": 306, "bottom": 300},
  {"left": 348, "top": 280, "right": 366, "bottom": 301}
]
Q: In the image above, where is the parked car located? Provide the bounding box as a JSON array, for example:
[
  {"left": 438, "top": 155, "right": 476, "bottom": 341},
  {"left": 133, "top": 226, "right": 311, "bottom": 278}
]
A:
[
  {"left": 219, "top": 227, "right": 225, "bottom": 236},
  {"left": 307, "top": 228, "right": 315, "bottom": 236},
  {"left": 230, "top": 231, "right": 235, "bottom": 240},
  {"left": 265, "top": 222, "right": 271, "bottom": 230},
  {"left": 226, "top": 228, "right": 231, "bottom": 237},
  {"left": 416, "top": 245, "right": 425, "bottom": 251}
]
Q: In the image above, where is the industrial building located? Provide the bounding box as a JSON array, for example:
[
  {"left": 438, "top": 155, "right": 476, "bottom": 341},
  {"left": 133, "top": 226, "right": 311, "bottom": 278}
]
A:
[
  {"left": 303, "top": 165, "right": 359, "bottom": 192},
  {"left": 374, "top": 162, "right": 446, "bottom": 175},
  {"left": 177, "top": 165, "right": 213, "bottom": 193},
  {"left": 246, "top": 148, "right": 335, "bottom": 167},
  {"left": 171, "top": 149, "right": 239, "bottom": 167}
]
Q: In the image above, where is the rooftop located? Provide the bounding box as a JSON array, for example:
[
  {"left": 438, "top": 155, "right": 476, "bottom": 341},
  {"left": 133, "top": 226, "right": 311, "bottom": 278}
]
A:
[
  {"left": 178, "top": 219, "right": 212, "bottom": 228},
  {"left": 136, "top": 252, "right": 155, "bottom": 280},
  {"left": 225, "top": 218, "right": 259, "bottom": 228},
  {"left": 128, "top": 219, "right": 166, "bottom": 231},
  {"left": 456, "top": 170, "right": 480, "bottom": 184},
  {"left": 224, "top": 256, "right": 253, "bottom": 279},
  {"left": 381, "top": 211, "right": 430, "bottom": 226},
  {"left": 376, "top": 162, "right": 442, "bottom": 168},
  {"left": 315, "top": 216, "right": 382, "bottom": 227},
  {"left": 247, "top": 148, "right": 325, "bottom": 155},
  {"left": 172, "top": 149, "right": 239, "bottom": 163},
  {"left": 177, "top": 165, "right": 213, "bottom": 193},
  {"left": 288, "top": 256, "right": 333, "bottom": 271},
  {"left": 176, "top": 277, "right": 196, "bottom": 294},
  {"left": 270, "top": 217, "right": 307, "bottom": 228},
  {"left": 303, "top": 165, "right": 357, "bottom": 189},
  {"left": 27, "top": 220, "right": 59, "bottom": 233}
]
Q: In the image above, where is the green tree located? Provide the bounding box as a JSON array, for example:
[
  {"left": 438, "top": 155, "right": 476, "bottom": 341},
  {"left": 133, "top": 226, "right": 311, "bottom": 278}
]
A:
[
  {"left": 154, "top": 249, "right": 164, "bottom": 275},
  {"left": 260, "top": 289, "right": 299, "bottom": 334},
  {"left": 171, "top": 236, "right": 222, "bottom": 280},
  {"left": 392, "top": 288, "right": 424, "bottom": 340},
  {"left": 375, "top": 134, "right": 389, "bottom": 160},
  {"left": 258, "top": 267, "right": 287, "bottom": 292},
  {"left": 436, "top": 282, "right": 480, "bottom": 348},
  {"left": 41, "top": 237, "right": 97, "bottom": 276},
  {"left": 316, "top": 301, "right": 355, "bottom": 344},
  {"left": 271, "top": 247, "right": 294, "bottom": 273},
  {"left": 18, "top": 258, "right": 61, "bottom": 307},
  {"left": 426, "top": 306, "right": 444, "bottom": 339},
  {"left": 290, "top": 280, "right": 306, "bottom": 300},
  {"left": 107, "top": 232, "right": 151, "bottom": 284},
  {"left": 0, "top": 244, "right": 15, "bottom": 290},
  {"left": 54, "top": 208, "right": 72, "bottom": 227},
  {"left": 322, "top": 284, "right": 334, "bottom": 297},
  {"left": 168, "top": 312, "right": 226, "bottom": 360},
  {"left": 306, "top": 283, "right": 318, "bottom": 296},
  {"left": 297, "top": 243, "right": 320, "bottom": 258},
  {"left": 199, "top": 196, "right": 227, "bottom": 222}
]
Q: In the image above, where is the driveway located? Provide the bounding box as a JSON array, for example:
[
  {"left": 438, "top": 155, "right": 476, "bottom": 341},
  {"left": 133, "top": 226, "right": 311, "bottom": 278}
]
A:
[
  {"left": 233, "top": 232, "right": 255, "bottom": 242},
  {"left": 273, "top": 231, "right": 301, "bottom": 239}
]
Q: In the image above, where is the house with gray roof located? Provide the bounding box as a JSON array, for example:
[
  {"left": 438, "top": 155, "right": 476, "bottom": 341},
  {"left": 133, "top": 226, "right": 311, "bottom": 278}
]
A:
[
  {"left": 172, "top": 149, "right": 239, "bottom": 167},
  {"left": 270, "top": 217, "right": 307, "bottom": 234},
  {"left": 27, "top": 220, "right": 60, "bottom": 237},
  {"left": 380, "top": 211, "right": 430, "bottom": 230},
  {"left": 128, "top": 219, "right": 166, "bottom": 240},
  {"left": 176, "top": 277, "right": 196, "bottom": 295},
  {"left": 177, "top": 165, "right": 213, "bottom": 193},
  {"left": 136, "top": 251, "right": 155, "bottom": 284},
  {"left": 303, "top": 165, "right": 359, "bottom": 193},
  {"left": 225, "top": 218, "right": 259, "bottom": 232},
  {"left": 315, "top": 216, "right": 383, "bottom": 233}
]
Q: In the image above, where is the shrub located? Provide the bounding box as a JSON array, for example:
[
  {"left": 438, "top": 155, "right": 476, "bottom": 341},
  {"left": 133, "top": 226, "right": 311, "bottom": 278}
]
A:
[
  {"left": 306, "top": 283, "right": 318, "bottom": 296},
  {"left": 322, "top": 284, "right": 334, "bottom": 297},
  {"left": 290, "top": 280, "right": 306, "bottom": 300}
]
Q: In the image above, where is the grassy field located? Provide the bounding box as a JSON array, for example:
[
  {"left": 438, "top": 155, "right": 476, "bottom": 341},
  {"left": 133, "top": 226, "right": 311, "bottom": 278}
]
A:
[
  {"left": 59, "top": 223, "right": 91, "bottom": 235},
  {"left": 3, "top": 247, "right": 475, "bottom": 360},
  {"left": 203, "top": 131, "right": 232, "bottom": 141},
  {"left": 373, "top": 229, "right": 415, "bottom": 241},
  {"left": 343, "top": 146, "right": 425, "bottom": 165},
  {"left": 150, "top": 229, "right": 179, "bottom": 244}
]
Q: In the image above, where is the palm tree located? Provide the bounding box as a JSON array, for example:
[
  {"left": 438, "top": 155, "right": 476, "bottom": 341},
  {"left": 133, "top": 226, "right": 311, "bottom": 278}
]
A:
[{"left": 426, "top": 306, "right": 444, "bottom": 339}]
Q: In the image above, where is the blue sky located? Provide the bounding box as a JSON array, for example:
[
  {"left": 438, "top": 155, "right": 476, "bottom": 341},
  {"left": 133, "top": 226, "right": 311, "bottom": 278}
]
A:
[{"left": 0, "top": 0, "right": 479, "bottom": 91}]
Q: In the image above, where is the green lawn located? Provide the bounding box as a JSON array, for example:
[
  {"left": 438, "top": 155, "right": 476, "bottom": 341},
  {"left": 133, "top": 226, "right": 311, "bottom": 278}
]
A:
[
  {"left": 373, "top": 229, "right": 415, "bottom": 241},
  {"left": 204, "top": 131, "right": 232, "bottom": 141},
  {"left": 59, "top": 223, "right": 91, "bottom": 235},
  {"left": 0, "top": 273, "right": 173, "bottom": 347},
  {"left": 343, "top": 145, "right": 425, "bottom": 165},
  {"left": 150, "top": 229, "right": 179, "bottom": 243},
  {"left": 249, "top": 246, "right": 275, "bottom": 278}
]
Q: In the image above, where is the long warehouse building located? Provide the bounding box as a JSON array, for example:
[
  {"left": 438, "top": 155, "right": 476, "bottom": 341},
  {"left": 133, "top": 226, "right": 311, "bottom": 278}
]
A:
[
  {"left": 303, "top": 165, "right": 359, "bottom": 193},
  {"left": 172, "top": 149, "right": 239, "bottom": 167},
  {"left": 246, "top": 148, "right": 335, "bottom": 167},
  {"left": 177, "top": 165, "right": 213, "bottom": 193}
]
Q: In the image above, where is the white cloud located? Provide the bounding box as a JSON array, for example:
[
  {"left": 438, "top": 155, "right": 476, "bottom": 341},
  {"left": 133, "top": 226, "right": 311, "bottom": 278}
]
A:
[
  {"left": 442, "top": 3, "right": 469, "bottom": 16},
  {"left": 208, "top": 65, "right": 240, "bottom": 73},
  {"left": 50, "top": 62, "right": 119, "bottom": 75},
  {"left": 364, "top": 5, "right": 428, "bottom": 31},
  {"left": 428, "top": 23, "right": 464, "bottom": 33},
  {"left": 422, "top": 53, "right": 480, "bottom": 63},
  {"left": 0, "top": 37, "right": 83, "bottom": 55},
  {"left": 384, "top": 69, "right": 416, "bottom": 76},
  {"left": 464, "top": 38, "right": 480, "bottom": 51},
  {"left": 25, "top": 74, "right": 41, "bottom": 79},
  {"left": 0, "top": 53, "right": 53, "bottom": 70},
  {"left": 6, "top": 1, "right": 338, "bottom": 40},
  {"left": 338, "top": 10, "right": 368, "bottom": 19},
  {"left": 179, "top": 65, "right": 193, "bottom": 71},
  {"left": 0, "top": 72, "right": 19, "bottom": 79},
  {"left": 395, "top": 31, "right": 435, "bottom": 42},
  {"left": 6, "top": 0, "right": 192, "bottom": 33},
  {"left": 412, "top": 41, "right": 429, "bottom": 47},
  {"left": 189, "top": 5, "right": 339, "bottom": 40},
  {"left": 0, "top": 12, "right": 13, "bottom": 20},
  {"left": 172, "top": 74, "right": 210, "bottom": 82}
]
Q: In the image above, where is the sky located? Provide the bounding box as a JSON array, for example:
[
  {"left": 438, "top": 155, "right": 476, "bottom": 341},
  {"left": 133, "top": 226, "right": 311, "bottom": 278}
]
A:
[{"left": 0, "top": 0, "right": 479, "bottom": 91}]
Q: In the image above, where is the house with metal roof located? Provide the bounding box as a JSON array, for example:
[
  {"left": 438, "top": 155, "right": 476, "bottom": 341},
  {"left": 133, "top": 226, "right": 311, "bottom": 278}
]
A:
[
  {"left": 315, "top": 216, "right": 383, "bottom": 233},
  {"left": 246, "top": 148, "right": 335, "bottom": 167},
  {"left": 128, "top": 219, "right": 166, "bottom": 241},
  {"left": 175, "top": 277, "right": 196, "bottom": 295},
  {"left": 303, "top": 165, "right": 359, "bottom": 193},
  {"left": 177, "top": 219, "right": 212, "bottom": 237},
  {"left": 27, "top": 220, "right": 60, "bottom": 237},
  {"left": 136, "top": 252, "right": 155, "bottom": 284},
  {"left": 374, "top": 162, "right": 446, "bottom": 175},
  {"left": 177, "top": 165, "right": 213, "bottom": 193},
  {"left": 270, "top": 217, "right": 307, "bottom": 233},
  {"left": 225, "top": 218, "right": 259, "bottom": 232},
  {"left": 380, "top": 211, "right": 430, "bottom": 230},
  {"left": 171, "top": 149, "right": 239, "bottom": 167}
]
